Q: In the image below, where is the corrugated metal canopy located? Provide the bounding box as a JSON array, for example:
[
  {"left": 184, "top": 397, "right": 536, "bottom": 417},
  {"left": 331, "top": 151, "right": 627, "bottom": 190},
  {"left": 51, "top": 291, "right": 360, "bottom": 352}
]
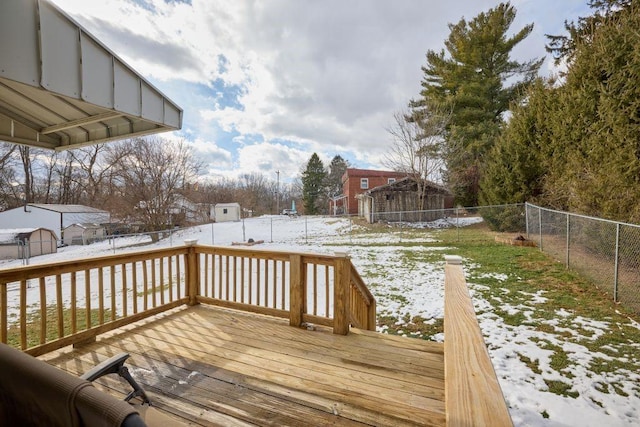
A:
[{"left": 0, "top": 0, "right": 182, "bottom": 151}]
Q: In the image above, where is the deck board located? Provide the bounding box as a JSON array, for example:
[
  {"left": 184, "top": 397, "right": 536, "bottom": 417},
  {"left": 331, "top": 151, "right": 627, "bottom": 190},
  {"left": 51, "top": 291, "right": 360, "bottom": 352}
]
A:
[{"left": 40, "top": 305, "right": 445, "bottom": 426}]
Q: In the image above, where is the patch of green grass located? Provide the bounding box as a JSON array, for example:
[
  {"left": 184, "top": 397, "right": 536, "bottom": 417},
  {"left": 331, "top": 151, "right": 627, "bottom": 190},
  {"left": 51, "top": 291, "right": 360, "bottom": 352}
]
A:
[
  {"left": 6, "top": 305, "right": 114, "bottom": 349},
  {"left": 492, "top": 307, "right": 528, "bottom": 327},
  {"left": 517, "top": 353, "right": 542, "bottom": 375},
  {"left": 140, "top": 281, "right": 172, "bottom": 296},
  {"left": 377, "top": 313, "right": 443, "bottom": 340},
  {"left": 545, "top": 379, "right": 580, "bottom": 398}
]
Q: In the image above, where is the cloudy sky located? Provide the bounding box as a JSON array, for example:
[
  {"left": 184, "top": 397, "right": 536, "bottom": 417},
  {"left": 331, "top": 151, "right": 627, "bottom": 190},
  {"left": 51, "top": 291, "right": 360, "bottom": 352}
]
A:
[{"left": 51, "top": 0, "right": 590, "bottom": 183}]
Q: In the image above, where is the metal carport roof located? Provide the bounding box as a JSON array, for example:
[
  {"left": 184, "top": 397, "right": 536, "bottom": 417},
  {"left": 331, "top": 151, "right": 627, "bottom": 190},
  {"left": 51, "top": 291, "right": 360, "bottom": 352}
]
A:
[{"left": 0, "top": 0, "right": 182, "bottom": 151}]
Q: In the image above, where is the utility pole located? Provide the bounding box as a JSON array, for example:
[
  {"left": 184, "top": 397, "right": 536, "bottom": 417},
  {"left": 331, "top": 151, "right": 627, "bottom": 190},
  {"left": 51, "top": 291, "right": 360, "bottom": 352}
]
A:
[{"left": 276, "top": 170, "right": 280, "bottom": 214}]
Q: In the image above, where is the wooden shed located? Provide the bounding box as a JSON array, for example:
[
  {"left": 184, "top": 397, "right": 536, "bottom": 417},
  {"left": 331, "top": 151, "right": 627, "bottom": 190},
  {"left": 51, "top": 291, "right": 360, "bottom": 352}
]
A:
[
  {"left": 63, "top": 223, "right": 105, "bottom": 246},
  {"left": 360, "top": 177, "right": 451, "bottom": 223},
  {"left": 0, "top": 228, "right": 58, "bottom": 260}
]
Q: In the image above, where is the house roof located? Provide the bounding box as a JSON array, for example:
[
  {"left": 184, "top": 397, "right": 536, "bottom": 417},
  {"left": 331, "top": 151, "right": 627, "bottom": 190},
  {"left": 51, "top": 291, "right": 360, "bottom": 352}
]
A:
[
  {"left": 0, "top": 0, "right": 182, "bottom": 151},
  {"left": 342, "top": 168, "right": 408, "bottom": 179},
  {"left": 28, "top": 204, "right": 109, "bottom": 214},
  {"left": 366, "top": 176, "right": 451, "bottom": 195},
  {"left": 214, "top": 203, "right": 240, "bottom": 208}
]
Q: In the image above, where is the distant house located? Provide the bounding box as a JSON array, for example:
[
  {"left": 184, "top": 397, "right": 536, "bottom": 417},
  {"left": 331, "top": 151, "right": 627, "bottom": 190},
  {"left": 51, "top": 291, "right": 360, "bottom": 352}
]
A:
[
  {"left": 168, "top": 195, "right": 210, "bottom": 225},
  {"left": 0, "top": 228, "right": 58, "bottom": 260},
  {"left": 359, "top": 177, "right": 451, "bottom": 223},
  {"left": 63, "top": 223, "right": 106, "bottom": 246},
  {"left": 0, "top": 204, "right": 110, "bottom": 240},
  {"left": 337, "top": 168, "right": 408, "bottom": 216},
  {"left": 212, "top": 203, "right": 241, "bottom": 222}
]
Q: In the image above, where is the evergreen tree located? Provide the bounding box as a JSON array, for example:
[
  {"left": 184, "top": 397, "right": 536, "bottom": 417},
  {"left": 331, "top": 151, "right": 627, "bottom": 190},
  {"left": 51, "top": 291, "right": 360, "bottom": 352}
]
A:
[
  {"left": 546, "top": 0, "right": 633, "bottom": 67},
  {"left": 325, "top": 155, "right": 349, "bottom": 198},
  {"left": 412, "top": 2, "right": 542, "bottom": 206},
  {"left": 301, "top": 153, "right": 326, "bottom": 215},
  {"left": 488, "top": 0, "right": 640, "bottom": 222},
  {"left": 480, "top": 78, "right": 555, "bottom": 207},
  {"left": 547, "top": 0, "right": 640, "bottom": 221}
]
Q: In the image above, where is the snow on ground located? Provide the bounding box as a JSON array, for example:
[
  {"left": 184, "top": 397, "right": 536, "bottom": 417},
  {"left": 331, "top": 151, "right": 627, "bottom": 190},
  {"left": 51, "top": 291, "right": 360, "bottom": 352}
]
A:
[{"left": 2, "top": 214, "right": 639, "bottom": 426}]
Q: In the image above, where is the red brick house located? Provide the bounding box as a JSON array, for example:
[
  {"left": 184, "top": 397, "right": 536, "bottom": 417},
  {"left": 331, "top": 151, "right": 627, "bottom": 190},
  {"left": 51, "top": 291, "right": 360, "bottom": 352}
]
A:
[{"left": 335, "top": 168, "right": 408, "bottom": 215}]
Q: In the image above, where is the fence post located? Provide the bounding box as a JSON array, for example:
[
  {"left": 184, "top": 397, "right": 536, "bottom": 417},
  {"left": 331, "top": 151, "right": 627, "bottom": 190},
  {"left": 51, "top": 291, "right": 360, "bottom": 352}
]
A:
[
  {"left": 0, "top": 283, "right": 6, "bottom": 344},
  {"left": 566, "top": 214, "right": 570, "bottom": 268},
  {"left": 538, "top": 207, "right": 543, "bottom": 251},
  {"left": 614, "top": 224, "right": 620, "bottom": 302},
  {"left": 185, "top": 240, "right": 200, "bottom": 306},
  {"left": 525, "top": 203, "right": 530, "bottom": 238},
  {"left": 333, "top": 253, "right": 351, "bottom": 335},
  {"left": 289, "top": 254, "right": 305, "bottom": 327}
]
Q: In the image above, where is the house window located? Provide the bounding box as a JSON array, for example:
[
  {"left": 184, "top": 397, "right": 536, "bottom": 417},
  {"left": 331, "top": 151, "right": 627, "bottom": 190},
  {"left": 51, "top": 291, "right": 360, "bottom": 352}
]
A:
[
  {"left": 360, "top": 178, "right": 369, "bottom": 189},
  {"left": 388, "top": 178, "right": 396, "bottom": 184},
  {"left": 223, "top": 208, "right": 228, "bottom": 214}
]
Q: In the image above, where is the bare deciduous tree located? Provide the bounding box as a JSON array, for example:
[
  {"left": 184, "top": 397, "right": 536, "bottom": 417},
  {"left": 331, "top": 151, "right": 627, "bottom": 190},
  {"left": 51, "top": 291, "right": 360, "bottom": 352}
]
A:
[
  {"left": 384, "top": 108, "right": 448, "bottom": 212},
  {"left": 108, "top": 138, "right": 201, "bottom": 238}
]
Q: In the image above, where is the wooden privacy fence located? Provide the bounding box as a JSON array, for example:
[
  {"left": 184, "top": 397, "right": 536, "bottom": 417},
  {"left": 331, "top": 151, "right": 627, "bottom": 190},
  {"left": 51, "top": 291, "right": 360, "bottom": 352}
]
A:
[{"left": 0, "top": 243, "right": 376, "bottom": 356}]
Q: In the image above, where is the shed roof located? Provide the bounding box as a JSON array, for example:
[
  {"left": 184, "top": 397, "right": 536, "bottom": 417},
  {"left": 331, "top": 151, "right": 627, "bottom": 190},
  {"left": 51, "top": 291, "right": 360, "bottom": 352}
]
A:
[
  {"left": 0, "top": 0, "right": 182, "bottom": 151},
  {"left": 28, "top": 204, "right": 109, "bottom": 214},
  {"left": 63, "top": 223, "right": 103, "bottom": 230},
  {"left": 0, "top": 227, "right": 54, "bottom": 243}
]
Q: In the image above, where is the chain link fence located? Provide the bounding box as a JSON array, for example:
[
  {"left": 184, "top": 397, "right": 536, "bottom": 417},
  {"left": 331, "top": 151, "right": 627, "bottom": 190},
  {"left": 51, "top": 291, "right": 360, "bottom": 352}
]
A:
[
  {"left": 1, "top": 204, "right": 529, "bottom": 266},
  {"left": 526, "top": 202, "right": 640, "bottom": 314}
]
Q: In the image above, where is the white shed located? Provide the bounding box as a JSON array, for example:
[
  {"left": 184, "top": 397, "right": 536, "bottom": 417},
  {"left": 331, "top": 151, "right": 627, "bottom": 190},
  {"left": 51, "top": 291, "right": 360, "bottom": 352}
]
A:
[
  {"left": 212, "top": 203, "right": 241, "bottom": 222},
  {"left": 0, "top": 228, "right": 58, "bottom": 260},
  {"left": 63, "top": 223, "right": 106, "bottom": 246},
  {"left": 0, "top": 204, "right": 110, "bottom": 240}
]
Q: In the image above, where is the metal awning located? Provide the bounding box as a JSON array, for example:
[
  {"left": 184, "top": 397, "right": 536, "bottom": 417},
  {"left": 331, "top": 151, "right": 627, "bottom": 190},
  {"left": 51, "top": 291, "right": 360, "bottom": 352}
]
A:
[{"left": 0, "top": 0, "right": 182, "bottom": 151}]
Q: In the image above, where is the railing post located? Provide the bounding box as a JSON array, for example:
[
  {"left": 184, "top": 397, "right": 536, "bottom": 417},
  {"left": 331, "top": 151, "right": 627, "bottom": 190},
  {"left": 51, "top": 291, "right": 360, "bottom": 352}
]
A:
[
  {"left": 289, "top": 254, "right": 304, "bottom": 327},
  {"left": 333, "top": 253, "right": 350, "bottom": 335},
  {"left": 367, "top": 297, "right": 376, "bottom": 331},
  {"left": 185, "top": 240, "right": 200, "bottom": 306}
]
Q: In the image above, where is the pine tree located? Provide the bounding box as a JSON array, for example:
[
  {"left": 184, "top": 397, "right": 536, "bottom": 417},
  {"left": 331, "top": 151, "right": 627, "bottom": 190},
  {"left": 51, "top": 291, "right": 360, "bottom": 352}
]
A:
[
  {"left": 412, "top": 2, "right": 542, "bottom": 206},
  {"left": 480, "top": 78, "right": 554, "bottom": 207},
  {"left": 301, "top": 153, "right": 326, "bottom": 215},
  {"left": 486, "top": 0, "right": 640, "bottom": 222},
  {"left": 548, "top": 0, "right": 640, "bottom": 221},
  {"left": 325, "top": 155, "right": 349, "bottom": 198}
]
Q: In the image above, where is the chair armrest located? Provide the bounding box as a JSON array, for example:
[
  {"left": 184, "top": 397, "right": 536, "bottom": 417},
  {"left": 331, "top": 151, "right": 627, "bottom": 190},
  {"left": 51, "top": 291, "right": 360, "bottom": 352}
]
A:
[
  {"left": 81, "top": 353, "right": 131, "bottom": 382},
  {"left": 81, "top": 352, "right": 150, "bottom": 404}
]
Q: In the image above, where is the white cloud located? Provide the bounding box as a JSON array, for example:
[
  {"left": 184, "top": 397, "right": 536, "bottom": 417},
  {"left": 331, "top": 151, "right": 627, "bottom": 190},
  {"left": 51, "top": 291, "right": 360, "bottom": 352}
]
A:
[{"left": 51, "top": 0, "right": 591, "bottom": 182}]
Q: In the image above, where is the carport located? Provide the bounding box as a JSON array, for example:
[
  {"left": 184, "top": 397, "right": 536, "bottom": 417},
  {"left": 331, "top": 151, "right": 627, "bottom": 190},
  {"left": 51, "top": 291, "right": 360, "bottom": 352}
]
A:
[{"left": 0, "top": 0, "right": 182, "bottom": 150}]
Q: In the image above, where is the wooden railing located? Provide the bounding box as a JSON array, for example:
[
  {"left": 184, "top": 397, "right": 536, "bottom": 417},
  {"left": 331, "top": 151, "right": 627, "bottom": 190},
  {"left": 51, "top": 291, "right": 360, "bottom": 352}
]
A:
[
  {"left": 193, "top": 246, "right": 376, "bottom": 334},
  {"left": 0, "top": 247, "right": 188, "bottom": 357},
  {"left": 0, "top": 243, "right": 376, "bottom": 356},
  {"left": 443, "top": 255, "right": 512, "bottom": 427}
]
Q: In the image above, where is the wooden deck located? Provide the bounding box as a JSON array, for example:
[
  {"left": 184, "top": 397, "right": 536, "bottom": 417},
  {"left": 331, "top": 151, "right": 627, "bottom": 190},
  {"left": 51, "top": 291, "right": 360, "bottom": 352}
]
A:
[{"left": 39, "top": 304, "right": 445, "bottom": 427}]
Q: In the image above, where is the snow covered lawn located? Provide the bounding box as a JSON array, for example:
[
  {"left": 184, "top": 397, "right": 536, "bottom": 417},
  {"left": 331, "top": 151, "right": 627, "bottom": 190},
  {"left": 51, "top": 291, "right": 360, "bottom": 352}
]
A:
[{"left": 2, "top": 215, "right": 639, "bottom": 426}]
